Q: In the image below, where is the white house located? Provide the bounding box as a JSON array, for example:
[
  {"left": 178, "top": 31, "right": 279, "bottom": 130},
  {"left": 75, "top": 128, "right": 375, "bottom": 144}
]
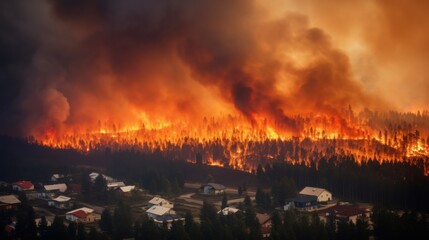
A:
[
  {"left": 38, "top": 183, "right": 68, "bottom": 199},
  {"left": 153, "top": 214, "right": 185, "bottom": 229},
  {"left": 119, "top": 185, "right": 136, "bottom": 197},
  {"left": 66, "top": 207, "right": 100, "bottom": 223},
  {"left": 89, "top": 172, "right": 114, "bottom": 183},
  {"left": 299, "top": 187, "right": 332, "bottom": 202},
  {"left": 218, "top": 207, "right": 240, "bottom": 216},
  {"left": 48, "top": 195, "right": 72, "bottom": 209},
  {"left": 44, "top": 183, "right": 67, "bottom": 193},
  {"left": 200, "top": 183, "right": 226, "bottom": 195},
  {"left": 107, "top": 181, "right": 125, "bottom": 190},
  {"left": 146, "top": 205, "right": 175, "bottom": 219},
  {"left": 119, "top": 185, "right": 135, "bottom": 193},
  {"left": 148, "top": 197, "right": 174, "bottom": 209},
  {"left": 51, "top": 174, "right": 64, "bottom": 182}
]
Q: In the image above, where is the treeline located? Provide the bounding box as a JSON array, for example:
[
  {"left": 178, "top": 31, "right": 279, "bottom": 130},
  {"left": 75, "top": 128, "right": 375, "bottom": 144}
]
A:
[
  {"left": 256, "top": 155, "right": 429, "bottom": 212},
  {"left": 104, "top": 149, "right": 256, "bottom": 195},
  {"left": 0, "top": 135, "right": 82, "bottom": 181},
  {"left": 106, "top": 150, "right": 185, "bottom": 195}
]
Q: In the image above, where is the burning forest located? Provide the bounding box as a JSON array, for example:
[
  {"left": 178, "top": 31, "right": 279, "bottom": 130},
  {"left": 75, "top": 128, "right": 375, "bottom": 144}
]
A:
[
  {"left": 1, "top": 1, "right": 429, "bottom": 174},
  {"left": 32, "top": 109, "right": 429, "bottom": 175}
]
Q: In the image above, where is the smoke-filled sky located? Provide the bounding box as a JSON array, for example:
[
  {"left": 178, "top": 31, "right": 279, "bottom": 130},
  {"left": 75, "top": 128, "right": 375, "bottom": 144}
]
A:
[{"left": 0, "top": 0, "right": 428, "bottom": 136}]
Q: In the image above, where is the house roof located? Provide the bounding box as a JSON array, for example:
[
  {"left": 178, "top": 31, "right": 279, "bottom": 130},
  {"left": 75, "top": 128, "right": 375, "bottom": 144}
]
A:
[
  {"left": 13, "top": 181, "right": 33, "bottom": 189},
  {"left": 218, "top": 207, "right": 240, "bottom": 215},
  {"left": 69, "top": 210, "right": 89, "bottom": 219},
  {"left": 146, "top": 205, "right": 171, "bottom": 216},
  {"left": 44, "top": 183, "right": 67, "bottom": 192},
  {"left": 203, "top": 183, "right": 226, "bottom": 190},
  {"left": 153, "top": 214, "right": 184, "bottom": 223},
  {"left": 107, "top": 182, "right": 125, "bottom": 188},
  {"left": 89, "top": 172, "right": 114, "bottom": 182},
  {"left": 67, "top": 207, "right": 94, "bottom": 216},
  {"left": 51, "top": 174, "right": 64, "bottom": 179},
  {"left": 120, "top": 185, "right": 135, "bottom": 193},
  {"left": 291, "top": 194, "right": 318, "bottom": 203},
  {"left": 51, "top": 195, "right": 71, "bottom": 202},
  {"left": 89, "top": 172, "right": 99, "bottom": 178},
  {"left": 0, "top": 195, "right": 21, "bottom": 204},
  {"left": 299, "top": 187, "right": 330, "bottom": 197},
  {"left": 323, "top": 204, "right": 370, "bottom": 217},
  {"left": 149, "top": 197, "right": 168, "bottom": 205}
]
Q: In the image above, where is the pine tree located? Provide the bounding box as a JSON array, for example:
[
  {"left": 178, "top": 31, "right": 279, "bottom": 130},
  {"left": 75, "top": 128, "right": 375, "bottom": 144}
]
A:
[
  {"left": 238, "top": 186, "right": 243, "bottom": 196},
  {"left": 77, "top": 222, "right": 87, "bottom": 240},
  {"left": 113, "top": 201, "right": 133, "bottom": 239},
  {"left": 48, "top": 216, "right": 67, "bottom": 239},
  {"left": 255, "top": 187, "right": 264, "bottom": 208},
  {"left": 67, "top": 221, "right": 77, "bottom": 239},
  {"left": 221, "top": 193, "right": 228, "bottom": 209},
  {"left": 94, "top": 174, "right": 108, "bottom": 203},
  {"left": 99, "top": 208, "right": 113, "bottom": 234},
  {"left": 38, "top": 215, "right": 48, "bottom": 239}
]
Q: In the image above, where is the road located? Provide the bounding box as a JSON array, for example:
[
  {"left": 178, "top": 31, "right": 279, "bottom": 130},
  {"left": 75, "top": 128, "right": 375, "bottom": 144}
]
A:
[{"left": 176, "top": 193, "right": 204, "bottom": 206}]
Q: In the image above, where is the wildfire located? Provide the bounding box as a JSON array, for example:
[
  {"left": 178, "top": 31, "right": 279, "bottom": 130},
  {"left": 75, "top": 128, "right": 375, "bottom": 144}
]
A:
[
  {"left": 32, "top": 110, "right": 429, "bottom": 175},
  {"left": 407, "top": 141, "right": 429, "bottom": 158}
]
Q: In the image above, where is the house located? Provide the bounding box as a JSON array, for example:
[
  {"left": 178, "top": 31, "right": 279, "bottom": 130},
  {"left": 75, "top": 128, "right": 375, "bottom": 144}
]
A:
[
  {"left": 218, "top": 207, "right": 240, "bottom": 216},
  {"left": 51, "top": 174, "right": 64, "bottom": 182},
  {"left": 146, "top": 205, "right": 175, "bottom": 219},
  {"left": 66, "top": 207, "right": 100, "bottom": 223},
  {"left": 35, "top": 218, "right": 51, "bottom": 227},
  {"left": 200, "top": 183, "right": 226, "bottom": 195},
  {"left": 288, "top": 194, "right": 319, "bottom": 211},
  {"left": 39, "top": 183, "right": 68, "bottom": 198},
  {"left": 89, "top": 172, "right": 114, "bottom": 183},
  {"left": 50, "top": 174, "right": 72, "bottom": 182},
  {"left": 44, "top": 183, "right": 67, "bottom": 193},
  {"left": 146, "top": 204, "right": 181, "bottom": 229},
  {"left": 107, "top": 181, "right": 125, "bottom": 190},
  {"left": 0, "top": 195, "right": 21, "bottom": 211},
  {"left": 148, "top": 197, "right": 174, "bottom": 209},
  {"left": 153, "top": 214, "right": 185, "bottom": 229},
  {"left": 256, "top": 213, "right": 271, "bottom": 238},
  {"left": 299, "top": 187, "right": 332, "bottom": 202},
  {"left": 119, "top": 185, "right": 136, "bottom": 197},
  {"left": 48, "top": 195, "right": 72, "bottom": 209},
  {"left": 12, "top": 181, "right": 34, "bottom": 191},
  {"left": 320, "top": 203, "right": 371, "bottom": 224}
]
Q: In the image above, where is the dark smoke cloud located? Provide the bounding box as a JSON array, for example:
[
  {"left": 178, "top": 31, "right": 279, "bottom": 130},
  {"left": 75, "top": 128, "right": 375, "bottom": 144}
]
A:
[{"left": 0, "top": 0, "right": 387, "bottom": 136}]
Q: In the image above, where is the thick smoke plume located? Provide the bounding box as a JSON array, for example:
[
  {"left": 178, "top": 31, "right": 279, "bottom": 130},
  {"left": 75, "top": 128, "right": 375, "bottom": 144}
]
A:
[{"left": 2, "top": 0, "right": 424, "bottom": 137}]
